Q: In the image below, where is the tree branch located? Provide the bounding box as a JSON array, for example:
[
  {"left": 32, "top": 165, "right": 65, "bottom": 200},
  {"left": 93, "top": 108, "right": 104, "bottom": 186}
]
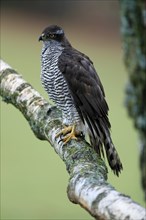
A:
[{"left": 0, "top": 60, "right": 145, "bottom": 220}]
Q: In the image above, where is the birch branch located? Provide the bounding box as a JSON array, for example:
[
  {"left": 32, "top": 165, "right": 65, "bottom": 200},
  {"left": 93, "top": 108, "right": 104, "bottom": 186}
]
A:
[{"left": 0, "top": 60, "right": 145, "bottom": 220}]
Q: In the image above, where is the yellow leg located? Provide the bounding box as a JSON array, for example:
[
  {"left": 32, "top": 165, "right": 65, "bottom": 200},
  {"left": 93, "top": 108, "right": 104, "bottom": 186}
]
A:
[{"left": 56, "top": 124, "right": 78, "bottom": 144}]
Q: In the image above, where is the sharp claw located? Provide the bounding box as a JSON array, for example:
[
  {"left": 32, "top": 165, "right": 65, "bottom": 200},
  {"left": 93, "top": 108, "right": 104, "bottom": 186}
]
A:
[
  {"left": 55, "top": 125, "right": 72, "bottom": 138},
  {"left": 63, "top": 133, "right": 77, "bottom": 144},
  {"left": 55, "top": 125, "right": 78, "bottom": 144}
]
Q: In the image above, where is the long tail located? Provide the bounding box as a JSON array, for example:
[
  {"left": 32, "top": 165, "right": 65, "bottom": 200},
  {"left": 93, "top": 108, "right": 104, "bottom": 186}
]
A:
[
  {"left": 89, "top": 127, "right": 123, "bottom": 176},
  {"left": 104, "top": 136, "right": 123, "bottom": 176}
]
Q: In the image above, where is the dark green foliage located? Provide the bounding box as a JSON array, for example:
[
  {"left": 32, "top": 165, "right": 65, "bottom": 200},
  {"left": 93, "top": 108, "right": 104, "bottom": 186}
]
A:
[{"left": 120, "top": 0, "right": 146, "bottom": 199}]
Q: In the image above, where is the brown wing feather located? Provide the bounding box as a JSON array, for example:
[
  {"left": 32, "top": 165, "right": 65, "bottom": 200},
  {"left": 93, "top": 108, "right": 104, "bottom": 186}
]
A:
[
  {"left": 58, "top": 48, "right": 111, "bottom": 135},
  {"left": 58, "top": 47, "right": 123, "bottom": 176}
]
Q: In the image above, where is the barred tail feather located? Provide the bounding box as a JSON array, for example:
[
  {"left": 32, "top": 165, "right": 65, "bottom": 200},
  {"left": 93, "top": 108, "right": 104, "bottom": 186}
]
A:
[
  {"left": 89, "top": 127, "right": 123, "bottom": 176},
  {"left": 104, "top": 137, "right": 123, "bottom": 176}
]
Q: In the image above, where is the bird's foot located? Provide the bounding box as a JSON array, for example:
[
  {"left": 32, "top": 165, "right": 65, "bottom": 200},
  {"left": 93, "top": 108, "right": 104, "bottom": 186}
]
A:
[{"left": 56, "top": 124, "right": 79, "bottom": 144}]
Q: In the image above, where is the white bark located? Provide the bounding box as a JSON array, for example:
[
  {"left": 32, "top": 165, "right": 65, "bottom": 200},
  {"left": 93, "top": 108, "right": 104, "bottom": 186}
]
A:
[{"left": 0, "top": 60, "right": 145, "bottom": 220}]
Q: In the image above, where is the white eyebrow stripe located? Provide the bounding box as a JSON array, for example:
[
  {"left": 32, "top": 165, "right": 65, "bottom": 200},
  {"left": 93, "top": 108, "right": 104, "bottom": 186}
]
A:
[{"left": 56, "top": 29, "right": 64, "bottom": 34}]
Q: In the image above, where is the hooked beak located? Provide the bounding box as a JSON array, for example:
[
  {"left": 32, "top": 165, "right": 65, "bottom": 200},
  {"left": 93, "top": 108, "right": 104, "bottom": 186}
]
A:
[{"left": 38, "top": 35, "right": 43, "bottom": 41}]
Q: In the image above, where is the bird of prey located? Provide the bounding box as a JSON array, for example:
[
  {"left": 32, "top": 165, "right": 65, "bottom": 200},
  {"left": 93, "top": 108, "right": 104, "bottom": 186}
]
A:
[{"left": 39, "top": 25, "right": 123, "bottom": 176}]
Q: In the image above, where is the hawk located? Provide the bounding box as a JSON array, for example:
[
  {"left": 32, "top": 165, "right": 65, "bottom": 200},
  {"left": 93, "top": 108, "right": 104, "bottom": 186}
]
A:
[{"left": 39, "top": 25, "right": 123, "bottom": 176}]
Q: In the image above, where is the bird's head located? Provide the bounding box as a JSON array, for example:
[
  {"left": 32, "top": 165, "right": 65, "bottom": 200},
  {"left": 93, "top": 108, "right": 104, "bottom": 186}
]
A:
[{"left": 39, "top": 25, "right": 71, "bottom": 47}]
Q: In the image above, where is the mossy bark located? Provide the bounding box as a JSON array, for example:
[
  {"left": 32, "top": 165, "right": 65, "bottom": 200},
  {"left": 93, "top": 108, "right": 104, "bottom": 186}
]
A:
[
  {"left": 0, "top": 60, "right": 145, "bottom": 219},
  {"left": 120, "top": 0, "right": 146, "bottom": 199}
]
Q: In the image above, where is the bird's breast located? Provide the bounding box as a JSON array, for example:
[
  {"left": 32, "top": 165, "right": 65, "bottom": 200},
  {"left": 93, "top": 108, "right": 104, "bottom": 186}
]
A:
[
  {"left": 41, "top": 49, "right": 62, "bottom": 100},
  {"left": 40, "top": 47, "right": 81, "bottom": 125}
]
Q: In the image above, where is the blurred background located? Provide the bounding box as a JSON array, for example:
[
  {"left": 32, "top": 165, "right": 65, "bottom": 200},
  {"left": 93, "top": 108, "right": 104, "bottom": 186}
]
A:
[{"left": 1, "top": 0, "right": 145, "bottom": 219}]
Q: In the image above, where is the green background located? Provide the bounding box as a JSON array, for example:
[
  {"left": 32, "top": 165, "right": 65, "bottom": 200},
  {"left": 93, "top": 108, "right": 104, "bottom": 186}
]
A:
[{"left": 1, "top": 1, "right": 145, "bottom": 219}]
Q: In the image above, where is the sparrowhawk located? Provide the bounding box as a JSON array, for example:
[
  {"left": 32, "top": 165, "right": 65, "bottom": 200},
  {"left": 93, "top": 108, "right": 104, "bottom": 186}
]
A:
[{"left": 39, "top": 25, "right": 123, "bottom": 176}]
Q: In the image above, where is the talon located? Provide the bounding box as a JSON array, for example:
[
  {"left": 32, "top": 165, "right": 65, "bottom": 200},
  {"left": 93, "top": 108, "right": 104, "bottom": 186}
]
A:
[
  {"left": 55, "top": 125, "right": 78, "bottom": 144},
  {"left": 55, "top": 125, "right": 72, "bottom": 138}
]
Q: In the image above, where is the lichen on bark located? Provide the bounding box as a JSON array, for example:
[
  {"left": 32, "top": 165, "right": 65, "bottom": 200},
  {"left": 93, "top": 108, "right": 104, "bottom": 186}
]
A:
[{"left": 1, "top": 60, "right": 146, "bottom": 219}]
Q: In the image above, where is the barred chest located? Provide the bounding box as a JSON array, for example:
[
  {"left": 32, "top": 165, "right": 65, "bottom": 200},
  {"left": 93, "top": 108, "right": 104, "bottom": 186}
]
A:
[
  {"left": 41, "top": 46, "right": 62, "bottom": 102},
  {"left": 40, "top": 44, "right": 81, "bottom": 125}
]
